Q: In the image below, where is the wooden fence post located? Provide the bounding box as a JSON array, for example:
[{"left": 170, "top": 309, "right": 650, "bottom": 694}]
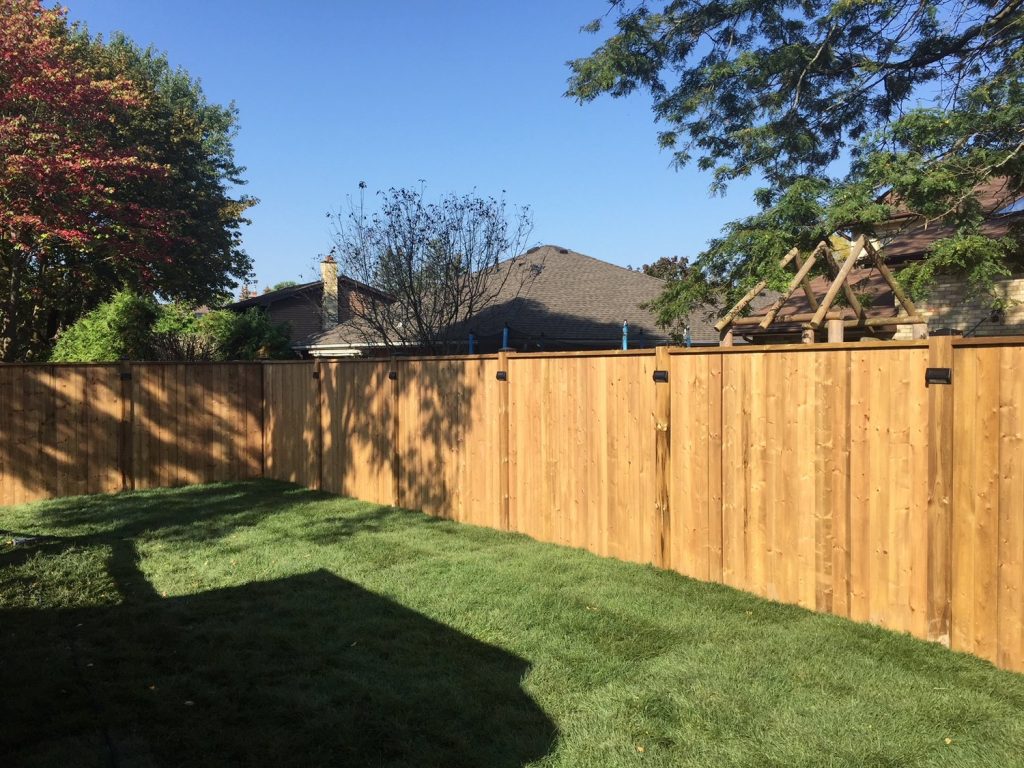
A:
[
  {"left": 259, "top": 362, "right": 267, "bottom": 480},
  {"left": 314, "top": 359, "right": 324, "bottom": 491},
  {"left": 389, "top": 356, "right": 401, "bottom": 508},
  {"left": 707, "top": 352, "right": 724, "bottom": 582},
  {"left": 118, "top": 362, "right": 135, "bottom": 491},
  {"left": 927, "top": 335, "right": 955, "bottom": 646},
  {"left": 498, "top": 349, "right": 511, "bottom": 531},
  {"left": 654, "top": 346, "right": 672, "bottom": 569}
]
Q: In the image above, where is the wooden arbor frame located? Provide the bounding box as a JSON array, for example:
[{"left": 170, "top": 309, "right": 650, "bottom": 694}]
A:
[{"left": 715, "top": 235, "right": 928, "bottom": 345}]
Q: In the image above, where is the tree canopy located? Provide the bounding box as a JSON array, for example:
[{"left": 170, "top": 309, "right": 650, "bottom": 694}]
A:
[
  {"left": 1, "top": 0, "right": 254, "bottom": 360},
  {"left": 568, "top": 0, "right": 1024, "bottom": 324},
  {"left": 637, "top": 255, "right": 689, "bottom": 281},
  {"left": 328, "top": 186, "right": 533, "bottom": 354}
]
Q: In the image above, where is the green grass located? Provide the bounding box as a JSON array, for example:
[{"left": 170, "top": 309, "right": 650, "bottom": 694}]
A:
[{"left": 2, "top": 481, "right": 1022, "bottom": 767}]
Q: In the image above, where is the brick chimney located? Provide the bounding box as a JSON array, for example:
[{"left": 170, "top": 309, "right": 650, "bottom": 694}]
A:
[{"left": 321, "top": 254, "right": 339, "bottom": 330}]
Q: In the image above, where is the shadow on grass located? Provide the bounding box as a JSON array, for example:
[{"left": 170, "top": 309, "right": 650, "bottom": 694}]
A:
[
  {"left": 0, "top": 500, "right": 556, "bottom": 768},
  {"left": 7, "top": 480, "right": 325, "bottom": 541}
]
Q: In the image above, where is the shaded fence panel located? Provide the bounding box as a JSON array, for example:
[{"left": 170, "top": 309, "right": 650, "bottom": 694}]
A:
[
  {"left": 0, "top": 363, "right": 261, "bottom": 504},
  {"left": 507, "top": 353, "right": 660, "bottom": 565},
  {"left": 263, "top": 363, "right": 319, "bottom": 487},
  {"left": 397, "top": 357, "right": 501, "bottom": 525},
  {"left": 0, "top": 365, "right": 123, "bottom": 504},
  {"left": 130, "top": 364, "right": 263, "bottom": 490},
  {"left": 320, "top": 360, "right": 396, "bottom": 505}
]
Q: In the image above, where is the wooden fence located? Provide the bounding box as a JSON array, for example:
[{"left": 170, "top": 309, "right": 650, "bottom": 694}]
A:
[
  {"left": 0, "top": 363, "right": 263, "bottom": 504},
  {"left": 1, "top": 339, "right": 1022, "bottom": 672}
]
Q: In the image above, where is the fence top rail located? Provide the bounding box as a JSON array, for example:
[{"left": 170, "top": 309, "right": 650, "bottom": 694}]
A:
[
  {"left": 504, "top": 348, "right": 658, "bottom": 360},
  {"left": 665, "top": 339, "right": 932, "bottom": 356},
  {"left": 395, "top": 354, "right": 501, "bottom": 362},
  {"left": 949, "top": 335, "right": 1024, "bottom": 348},
  {"left": 4, "top": 335, "right": 1024, "bottom": 369},
  {"left": 0, "top": 360, "right": 271, "bottom": 369}
]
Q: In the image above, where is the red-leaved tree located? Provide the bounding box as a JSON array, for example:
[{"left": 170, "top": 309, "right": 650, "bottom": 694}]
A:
[{"left": 1, "top": 0, "right": 252, "bottom": 360}]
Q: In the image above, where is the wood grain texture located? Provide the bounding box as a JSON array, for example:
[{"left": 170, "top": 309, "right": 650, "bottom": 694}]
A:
[
  {"left": 263, "top": 363, "right": 319, "bottom": 487},
  {"left": 508, "top": 353, "right": 658, "bottom": 565},
  {"left": 2, "top": 342, "right": 1023, "bottom": 674}
]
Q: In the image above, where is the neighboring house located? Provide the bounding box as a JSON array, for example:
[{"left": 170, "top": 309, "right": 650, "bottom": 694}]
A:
[
  {"left": 297, "top": 245, "right": 718, "bottom": 357},
  {"left": 226, "top": 256, "right": 389, "bottom": 353},
  {"left": 879, "top": 178, "right": 1024, "bottom": 339},
  {"left": 740, "top": 178, "right": 1024, "bottom": 343}
]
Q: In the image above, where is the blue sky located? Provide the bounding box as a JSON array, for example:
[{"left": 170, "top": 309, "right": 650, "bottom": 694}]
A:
[{"left": 64, "top": 0, "right": 762, "bottom": 291}]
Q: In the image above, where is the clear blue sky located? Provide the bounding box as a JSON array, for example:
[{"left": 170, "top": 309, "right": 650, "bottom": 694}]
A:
[{"left": 64, "top": 0, "right": 762, "bottom": 291}]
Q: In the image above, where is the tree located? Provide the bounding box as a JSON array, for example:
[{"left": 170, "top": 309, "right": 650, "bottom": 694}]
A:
[
  {"left": 328, "top": 186, "right": 534, "bottom": 354},
  {"left": 568, "top": 1, "right": 1024, "bottom": 322},
  {"left": 638, "top": 255, "right": 688, "bottom": 282},
  {"left": 50, "top": 290, "right": 292, "bottom": 362},
  {"left": 269, "top": 280, "right": 299, "bottom": 291},
  {"left": 1, "top": 0, "right": 253, "bottom": 361}
]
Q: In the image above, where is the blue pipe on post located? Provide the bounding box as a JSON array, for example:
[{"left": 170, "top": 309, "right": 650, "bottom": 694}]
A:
[
  {"left": 468, "top": 333, "right": 476, "bottom": 354},
  {"left": 501, "top": 324, "right": 510, "bottom": 350},
  {"left": 622, "top": 321, "right": 628, "bottom": 350},
  {"left": 684, "top": 326, "right": 692, "bottom": 348}
]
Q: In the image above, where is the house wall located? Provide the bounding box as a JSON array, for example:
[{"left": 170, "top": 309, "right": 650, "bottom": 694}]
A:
[
  {"left": 894, "top": 273, "right": 1024, "bottom": 339},
  {"left": 266, "top": 289, "right": 323, "bottom": 343}
]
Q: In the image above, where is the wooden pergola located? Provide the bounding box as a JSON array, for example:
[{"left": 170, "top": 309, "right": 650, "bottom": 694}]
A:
[{"left": 715, "top": 235, "right": 928, "bottom": 345}]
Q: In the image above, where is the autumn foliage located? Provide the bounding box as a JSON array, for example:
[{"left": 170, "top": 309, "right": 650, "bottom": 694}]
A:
[{"left": 0, "top": 0, "right": 252, "bottom": 360}]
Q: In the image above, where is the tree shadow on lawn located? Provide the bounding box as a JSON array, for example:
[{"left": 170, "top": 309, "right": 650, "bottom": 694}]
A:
[
  {"left": 3, "top": 480, "right": 332, "bottom": 542},
  {"left": 1, "top": 534, "right": 556, "bottom": 767}
]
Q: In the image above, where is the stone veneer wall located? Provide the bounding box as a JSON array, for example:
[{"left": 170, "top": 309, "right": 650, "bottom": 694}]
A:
[{"left": 893, "top": 273, "right": 1024, "bottom": 339}]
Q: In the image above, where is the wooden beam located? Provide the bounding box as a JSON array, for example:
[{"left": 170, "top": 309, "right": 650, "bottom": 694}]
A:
[
  {"left": 758, "top": 242, "right": 828, "bottom": 329},
  {"left": 841, "top": 314, "right": 926, "bottom": 328},
  {"left": 714, "top": 247, "right": 799, "bottom": 331},
  {"left": 864, "top": 239, "right": 920, "bottom": 317},
  {"left": 719, "top": 328, "right": 734, "bottom": 347},
  {"left": 810, "top": 236, "right": 865, "bottom": 329},
  {"left": 793, "top": 250, "right": 821, "bottom": 311},
  {"left": 827, "top": 318, "right": 845, "bottom": 343},
  {"left": 802, "top": 327, "right": 816, "bottom": 344},
  {"left": 731, "top": 310, "right": 844, "bottom": 326},
  {"left": 823, "top": 244, "right": 867, "bottom": 323}
]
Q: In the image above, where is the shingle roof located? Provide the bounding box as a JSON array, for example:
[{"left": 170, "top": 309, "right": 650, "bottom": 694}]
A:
[
  {"left": 877, "top": 176, "right": 1024, "bottom": 264},
  {"left": 449, "top": 245, "right": 670, "bottom": 344},
  {"left": 227, "top": 276, "right": 391, "bottom": 312},
  {"left": 300, "top": 245, "right": 718, "bottom": 349},
  {"left": 228, "top": 280, "right": 321, "bottom": 310},
  {"left": 298, "top": 316, "right": 383, "bottom": 349}
]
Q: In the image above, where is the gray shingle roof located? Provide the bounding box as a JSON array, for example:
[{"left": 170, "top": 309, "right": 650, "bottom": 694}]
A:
[{"left": 300, "top": 245, "right": 718, "bottom": 349}]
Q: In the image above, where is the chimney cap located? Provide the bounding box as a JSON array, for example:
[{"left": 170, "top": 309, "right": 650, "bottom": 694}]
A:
[{"left": 321, "top": 253, "right": 336, "bottom": 264}]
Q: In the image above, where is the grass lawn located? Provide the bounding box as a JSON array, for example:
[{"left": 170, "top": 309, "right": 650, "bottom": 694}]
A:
[{"left": 2, "top": 481, "right": 1023, "bottom": 767}]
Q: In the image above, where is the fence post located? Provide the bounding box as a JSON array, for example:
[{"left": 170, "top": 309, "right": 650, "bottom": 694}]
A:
[
  {"left": 118, "top": 361, "right": 135, "bottom": 491},
  {"left": 314, "top": 359, "right": 324, "bottom": 491},
  {"left": 654, "top": 346, "right": 672, "bottom": 568},
  {"left": 259, "top": 362, "right": 267, "bottom": 480},
  {"left": 927, "top": 335, "right": 955, "bottom": 646},
  {"left": 498, "top": 349, "right": 511, "bottom": 531},
  {"left": 389, "top": 356, "right": 401, "bottom": 507}
]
